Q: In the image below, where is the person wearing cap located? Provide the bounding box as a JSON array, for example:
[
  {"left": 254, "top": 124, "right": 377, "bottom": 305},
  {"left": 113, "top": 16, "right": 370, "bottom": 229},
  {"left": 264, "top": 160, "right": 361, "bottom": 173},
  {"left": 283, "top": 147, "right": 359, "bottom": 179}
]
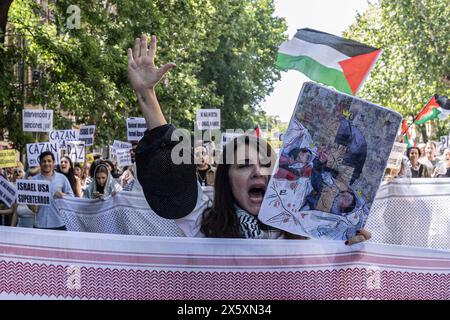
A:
[{"left": 127, "top": 34, "right": 370, "bottom": 245}]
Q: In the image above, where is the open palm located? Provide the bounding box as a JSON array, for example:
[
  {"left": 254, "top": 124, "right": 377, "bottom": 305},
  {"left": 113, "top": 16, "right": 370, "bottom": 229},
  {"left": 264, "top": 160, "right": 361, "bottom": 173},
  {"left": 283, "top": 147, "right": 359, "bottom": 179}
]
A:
[{"left": 127, "top": 34, "right": 175, "bottom": 91}]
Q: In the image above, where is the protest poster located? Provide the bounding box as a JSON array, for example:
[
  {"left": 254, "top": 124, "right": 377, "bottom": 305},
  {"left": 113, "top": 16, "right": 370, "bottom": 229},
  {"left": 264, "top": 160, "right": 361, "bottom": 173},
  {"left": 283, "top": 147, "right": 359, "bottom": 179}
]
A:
[
  {"left": 66, "top": 141, "right": 86, "bottom": 164},
  {"left": 112, "top": 140, "right": 132, "bottom": 155},
  {"left": 26, "top": 142, "right": 60, "bottom": 167},
  {"left": 15, "top": 179, "right": 51, "bottom": 206},
  {"left": 196, "top": 109, "right": 221, "bottom": 130},
  {"left": 440, "top": 135, "right": 449, "bottom": 148},
  {"left": 0, "top": 149, "right": 17, "bottom": 168},
  {"left": 127, "top": 118, "right": 147, "bottom": 141},
  {"left": 258, "top": 82, "right": 402, "bottom": 240},
  {"left": 49, "top": 129, "right": 79, "bottom": 150},
  {"left": 22, "top": 109, "right": 53, "bottom": 132},
  {"left": 0, "top": 175, "right": 17, "bottom": 208},
  {"left": 386, "top": 142, "right": 407, "bottom": 170},
  {"left": 78, "top": 125, "right": 96, "bottom": 146},
  {"left": 115, "top": 148, "right": 132, "bottom": 167}
]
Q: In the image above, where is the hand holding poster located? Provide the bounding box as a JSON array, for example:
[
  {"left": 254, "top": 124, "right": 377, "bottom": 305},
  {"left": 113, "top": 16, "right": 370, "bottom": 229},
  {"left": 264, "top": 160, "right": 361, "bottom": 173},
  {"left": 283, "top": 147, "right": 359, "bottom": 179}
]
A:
[
  {"left": 115, "top": 148, "right": 132, "bottom": 167},
  {"left": 22, "top": 109, "right": 53, "bottom": 132},
  {"left": 258, "top": 82, "right": 402, "bottom": 240},
  {"left": 127, "top": 118, "right": 147, "bottom": 141},
  {"left": 196, "top": 109, "right": 221, "bottom": 130},
  {"left": 78, "top": 125, "right": 96, "bottom": 146},
  {"left": 0, "top": 175, "right": 17, "bottom": 208},
  {"left": 15, "top": 179, "right": 51, "bottom": 206},
  {"left": 26, "top": 142, "right": 60, "bottom": 167},
  {"left": 0, "top": 149, "right": 17, "bottom": 168}
]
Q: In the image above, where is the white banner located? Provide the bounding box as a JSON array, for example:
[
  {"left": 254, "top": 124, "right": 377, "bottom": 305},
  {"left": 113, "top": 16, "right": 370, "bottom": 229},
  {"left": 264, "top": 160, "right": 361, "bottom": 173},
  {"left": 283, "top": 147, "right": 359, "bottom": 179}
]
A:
[
  {"left": 386, "top": 142, "right": 407, "bottom": 169},
  {"left": 49, "top": 129, "right": 79, "bottom": 150},
  {"left": 66, "top": 141, "right": 85, "bottom": 164},
  {"left": 15, "top": 179, "right": 51, "bottom": 206},
  {"left": 22, "top": 109, "right": 53, "bottom": 132},
  {"left": 26, "top": 142, "right": 60, "bottom": 167},
  {"left": 112, "top": 140, "right": 132, "bottom": 155},
  {"left": 196, "top": 109, "right": 221, "bottom": 130},
  {"left": 0, "top": 175, "right": 17, "bottom": 208},
  {"left": 78, "top": 125, "right": 96, "bottom": 146},
  {"left": 127, "top": 118, "right": 147, "bottom": 141},
  {"left": 115, "top": 148, "right": 132, "bottom": 167}
]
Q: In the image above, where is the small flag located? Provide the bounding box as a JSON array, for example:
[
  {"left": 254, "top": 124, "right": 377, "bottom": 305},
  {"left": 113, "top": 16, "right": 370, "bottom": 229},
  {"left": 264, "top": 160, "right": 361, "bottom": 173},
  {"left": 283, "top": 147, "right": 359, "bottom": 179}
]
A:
[
  {"left": 414, "top": 94, "right": 450, "bottom": 125},
  {"left": 402, "top": 119, "right": 413, "bottom": 148},
  {"left": 254, "top": 125, "right": 261, "bottom": 138},
  {"left": 276, "top": 28, "right": 381, "bottom": 95}
]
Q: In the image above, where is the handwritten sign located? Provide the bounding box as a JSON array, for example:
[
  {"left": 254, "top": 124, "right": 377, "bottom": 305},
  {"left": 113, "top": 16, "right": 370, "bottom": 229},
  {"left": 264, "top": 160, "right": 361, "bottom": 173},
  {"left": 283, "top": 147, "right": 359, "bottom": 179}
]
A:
[
  {"left": 0, "top": 149, "right": 17, "bottom": 168},
  {"left": 196, "top": 109, "right": 221, "bottom": 130},
  {"left": 112, "top": 140, "right": 132, "bottom": 155},
  {"left": 66, "top": 141, "right": 85, "bottom": 164},
  {"left": 387, "top": 142, "right": 407, "bottom": 170},
  {"left": 22, "top": 109, "right": 53, "bottom": 132},
  {"left": 127, "top": 118, "right": 147, "bottom": 141},
  {"left": 0, "top": 175, "right": 17, "bottom": 208},
  {"left": 16, "top": 179, "right": 51, "bottom": 206},
  {"left": 49, "top": 129, "right": 79, "bottom": 150},
  {"left": 26, "top": 142, "right": 60, "bottom": 167},
  {"left": 115, "top": 148, "right": 132, "bottom": 167},
  {"left": 78, "top": 125, "right": 96, "bottom": 146}
]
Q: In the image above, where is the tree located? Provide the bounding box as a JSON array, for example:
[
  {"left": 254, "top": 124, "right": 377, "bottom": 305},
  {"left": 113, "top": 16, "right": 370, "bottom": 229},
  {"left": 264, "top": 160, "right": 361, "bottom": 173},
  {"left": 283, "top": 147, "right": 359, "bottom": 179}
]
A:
[
  {"left": 344, "top": 0, "right": 449, "bottom": 141},
  {"left": 0, "top": 0, "right": 286, "bottom": 153}
]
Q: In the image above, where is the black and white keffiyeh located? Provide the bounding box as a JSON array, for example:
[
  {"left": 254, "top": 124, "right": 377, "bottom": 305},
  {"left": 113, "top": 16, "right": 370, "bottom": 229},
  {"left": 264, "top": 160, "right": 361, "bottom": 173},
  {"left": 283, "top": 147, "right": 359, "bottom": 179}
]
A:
[{"left": 235, "top": 205, "right": 282, "bottom": 239}]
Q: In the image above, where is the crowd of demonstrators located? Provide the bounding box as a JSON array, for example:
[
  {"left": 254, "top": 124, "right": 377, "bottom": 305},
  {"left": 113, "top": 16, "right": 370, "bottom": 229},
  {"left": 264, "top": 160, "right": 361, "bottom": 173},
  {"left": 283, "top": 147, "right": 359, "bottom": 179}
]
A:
[
  {"left": 128, "top": 34, "right": 369, "bottom": 244},
  {"left": 56, "top": 156, "right": 83, "bottom": 197}
]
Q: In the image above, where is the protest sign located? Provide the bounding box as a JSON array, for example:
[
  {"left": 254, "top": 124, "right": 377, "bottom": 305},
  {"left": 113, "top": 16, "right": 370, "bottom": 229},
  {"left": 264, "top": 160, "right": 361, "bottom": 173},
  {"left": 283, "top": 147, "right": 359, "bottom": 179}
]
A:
[
  {"left": 0, "top": 175, "right": 17, "bottom": 208},
  {"left": 386, "top": 142, "right": 407, "bottom": 170},
  {"left": 22, "top": 109, "right": 53, "bottom": 132},
  {"left": 127, "top": 118, "right": 147, "bottom": 141},
  {"left": 115, "top": 148, "right": 132, "bottom": 167},
  {"left": 196, "top": 109, "right": 221, "bottom": 130},
  {"left": 49, "top": 129, "right": 79, "bottom": 150},
  {"left": 112, "top": 140, "right": 132, "bottom": 155},
  {"left": 15, "top": 179, "right": 51, "bottom": 206},
  {"left": 66, "top": 141, "right": 86, "bottom": 164},
  {"left": 440, "top": 135, "right": 449, "bottom": 148},
  {"left": 26, "top": 142, "right": 60, "bottom": 167},
  {"left": 220, "top": 132, "right": 242, "bottom": 149},
  {"left": 78, "top": 125, "right": 96, "bottom": 146},
  {"left": 0, "top": 149, "right": 17, "bottom": 168},
  {"left": 258, "top": 82, "right": 402, "bottom": 240}
]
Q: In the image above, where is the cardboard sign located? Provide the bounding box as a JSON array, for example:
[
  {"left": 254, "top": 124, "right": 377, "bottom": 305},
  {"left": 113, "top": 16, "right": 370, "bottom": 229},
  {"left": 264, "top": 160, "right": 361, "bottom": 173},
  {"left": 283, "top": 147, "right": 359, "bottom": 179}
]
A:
[
  {"left": 49, "top": 129, "right": 79, "bottom": 150},
  {"left": 78, "top": 125, "right": 96, "bottom": 146},
  {"left": 66, "top": 141, "right": 85, "bottom": 164},
  {"left": 115, "top": 148, "right": 132, "bottom": 167},
  {"left": 258, "top": 82, "right": 402, "bottom": 241},
  {"left": 15, "top": 179, "right": 51, "bottom": 206},
  {"left": 0, "top": 175, "right": 17, "bottom": 208},
  {"left": 440, "top": 135, "right": 449, "bottom": 148},
  {"left": 127, "top": 118, "right": 147, "bottom": 141},
  {"left": 26, "top": 142, "right": 60, "bottom": 167},
  {"left": 0, "top": 149, "right": 17, "bottom": 168},
  {"left": 22, "top": 109, "right": 53, "bottom": 132},
  {"left": 196, "top": 109, "right": 221, "bottom": 130},
  {"left": 386, "top": 142, "right": 407, "bottom": 170},
  {"left": 112, "top": 140, "right": 132, "bottom": 155}
]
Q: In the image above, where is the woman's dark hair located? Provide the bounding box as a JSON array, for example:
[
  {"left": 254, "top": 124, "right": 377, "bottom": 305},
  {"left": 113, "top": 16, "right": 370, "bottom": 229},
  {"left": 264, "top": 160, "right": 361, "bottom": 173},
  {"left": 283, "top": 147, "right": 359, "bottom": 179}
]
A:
[
  {"left": 103, "top": 159, "right": 121, "bottom": 179},
  {"left": 89, "top": 159, "right": 104, "bottom": 178},
  {"left": 407, "top": 146, "right": 421, "bottom": 158},
  {"left": 57, "top": 156, "right": 77, "bottom": 196},
  {"left": 200, "top": 135, "right": 275, "bottom": 238}
]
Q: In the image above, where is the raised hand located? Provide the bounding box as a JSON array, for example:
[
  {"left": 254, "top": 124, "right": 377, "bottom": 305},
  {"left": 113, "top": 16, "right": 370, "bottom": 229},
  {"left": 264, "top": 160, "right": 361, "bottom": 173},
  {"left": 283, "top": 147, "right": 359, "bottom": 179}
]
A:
[{"left": 127, "top": 34, "right": 176, "bottom": 92}]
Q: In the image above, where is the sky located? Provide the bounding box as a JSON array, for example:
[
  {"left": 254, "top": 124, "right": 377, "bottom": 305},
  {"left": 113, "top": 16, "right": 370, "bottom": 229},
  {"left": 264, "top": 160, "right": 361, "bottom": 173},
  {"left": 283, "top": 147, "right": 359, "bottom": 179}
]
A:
[{"left": 261, "top": 0, "right": 373, "bottom": 123}]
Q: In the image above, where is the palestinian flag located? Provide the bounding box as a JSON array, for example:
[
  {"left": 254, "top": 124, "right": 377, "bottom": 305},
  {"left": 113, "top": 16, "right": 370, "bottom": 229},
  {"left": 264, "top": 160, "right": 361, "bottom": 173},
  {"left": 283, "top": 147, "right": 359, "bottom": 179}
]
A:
[
  {"left": 254, "top": 125, "right": 261, "bottom": 138},
  {"left": 402, "top": 119, "right": 413, "bottom": 147},
  {"left": 414, "top": 94, "right": 450, "bottom": 125},
  {"left": 276, "top": 28, "right": 381, "bottom": 95}
]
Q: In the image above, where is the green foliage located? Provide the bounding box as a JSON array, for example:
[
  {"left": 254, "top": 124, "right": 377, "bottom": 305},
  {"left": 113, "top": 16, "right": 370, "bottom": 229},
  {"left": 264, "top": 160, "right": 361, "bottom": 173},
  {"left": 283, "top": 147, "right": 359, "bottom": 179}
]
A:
[
  {"left": 344, "top": 0, "right": 450, "bottom": 140},
  {"left": 0, "top": 0, "right": 286, "bottom": 151}
]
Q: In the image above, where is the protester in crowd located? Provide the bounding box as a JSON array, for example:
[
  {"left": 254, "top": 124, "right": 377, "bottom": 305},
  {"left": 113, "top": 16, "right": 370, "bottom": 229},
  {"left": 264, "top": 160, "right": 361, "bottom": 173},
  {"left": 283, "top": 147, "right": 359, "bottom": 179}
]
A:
[
  {"left": 194, "top": 145, "right": 216, "bottom": 186},
  {"left": 30, "top": 151, "right": 74, "bottom": 230},
  {"left": 103, "top": 159, "right": 122, "bottom": 180},
  {"left": 434, "top": 148, "right": 450, "bottom": 178},
  {"left": 120, "top": 142, "right": 143, "bottom": 192},
  {"left": 407, "top": 147, "right": 431, "bottom": 178},
  {"left": 57, "top": 156, "right": 82, "bottom": 197},
  {"left": 128, "top": 34, "right": 370, "bottom": 244},
  {"left": 74, "top": 163, "right": 83, "bottom": 179},
  {"left": 419, "top": 141, "right": 439, "bottom": 172},
  {"left": 9, "top": 166, "right": 40, "bottom": 228},
  {"left": 83, "top": 163, "right": 122, "bottom": 199},
  {"left": 79, "top": 162, "right": 92, "bottom": 191},
  {"left": 417, "top": 142, "right": 427, "bottom": 160}
]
